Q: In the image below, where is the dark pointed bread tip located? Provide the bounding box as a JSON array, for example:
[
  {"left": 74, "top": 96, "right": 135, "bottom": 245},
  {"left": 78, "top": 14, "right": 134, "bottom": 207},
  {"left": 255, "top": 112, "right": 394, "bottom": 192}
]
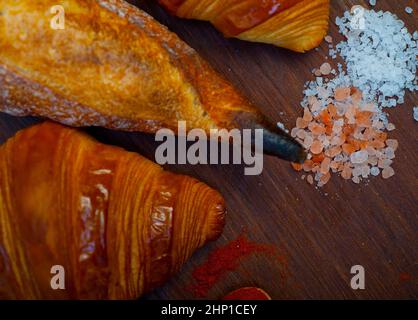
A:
[{"left": 263, "top": 127, "right": 307, "bottom": 163}]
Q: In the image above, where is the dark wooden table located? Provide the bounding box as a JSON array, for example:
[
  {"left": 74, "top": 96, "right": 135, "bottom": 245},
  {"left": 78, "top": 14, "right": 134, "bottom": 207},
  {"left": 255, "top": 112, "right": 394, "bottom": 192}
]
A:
[{"left": 1, "top": 0, "right": 416, "bottom": 299}]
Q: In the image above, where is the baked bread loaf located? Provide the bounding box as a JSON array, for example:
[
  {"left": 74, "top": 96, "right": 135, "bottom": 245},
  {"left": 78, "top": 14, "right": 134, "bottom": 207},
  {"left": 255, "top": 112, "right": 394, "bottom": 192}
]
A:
[
  {"left": 0, "top": 0, "right": 306, "bottom": 162},
  {"left": 0, "top": 122, "right": 226, "bottom": 299},
  {"left": 158, "top": 0, "right": 330, "bottom": 52}
]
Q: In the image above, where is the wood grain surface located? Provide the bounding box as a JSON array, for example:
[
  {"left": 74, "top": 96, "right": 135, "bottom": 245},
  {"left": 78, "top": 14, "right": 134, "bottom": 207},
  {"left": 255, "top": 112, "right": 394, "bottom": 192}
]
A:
[{"left": 0, "top": 0, "right": 416, "bottom": 299}]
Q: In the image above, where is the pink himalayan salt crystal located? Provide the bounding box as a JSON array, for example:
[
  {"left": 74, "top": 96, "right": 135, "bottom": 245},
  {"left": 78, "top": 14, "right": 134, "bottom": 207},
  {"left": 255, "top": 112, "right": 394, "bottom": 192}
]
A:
[
  {"left": 345, "top": 105, "right": 357, "bottom": 121},
  {"left": 351, "top": 88, "right": 363, "bottom": 103},
  {"left": 291, "top": 127, "right": 299, "bottom": 138},
  {"left": 320, "top": 172, "right": 331, "bottom": 184},
  {"left": 363, "top": 102, "right": 376, "bottom": 112},
  {"left": 307, "top": 175, "right": 314, "bottom": 185},
  {"left": 304, "top": 135, "right": 314, "bottom": 148},
  {"left": 320, "top": 157, "right": 331, "bottom": 174},
  {"left": 341, "top": 167, "right": 352, "bottom": 180},
  {"left": 326, "top": 146, "right": 342, "bottom": 157},
  {"left": 296, "top": 129, "right": 307, "bottom": 140},
  {"left": 386, "top": 123, "right": 396, "bottom": 131},
  {"left": 322, "top": 137, "right": 330, "bottom": 148},
  {"left": 296, "top": 117, "right": 308, "bottom": 129},
  {"left": 291, "top": 82, "right": 398, "bottom": 187},
  {"left": 320, "top": 62, "right": 332, "bottom": 76},
  {"left": 368, "top": 156, "right": 378, "bottom": 166},
  {"left": 325, "top": 35, "right": 333, "bottom": 43},
  {"left": 311, "top": 101, "right": 322, "bottom": 113},
  {"left": 310, "top": 140, "right": 324, "bottom": 154},
  {"left": 378, "top": 158, "right": 393, "bottom": 169},
  {"left": 366, "top": 146, "right": 376, "bottom": 156},
  {"left": 382, "top": 167, "right": 395, "bottom": 179},
  {"left": 330, "top": 161, "right": 340, "bottom": 170},
  {"left": 330, "top": 135, "right": 345, "bottom": 146},
  {"left": 386, "top": 139, "right": 399, "bottom": 151},
  {"left": 309, "top": 122, "right": 326, "bottom": 135},
  {"left": 303, "top": 108, "right": 313, "bottom": 122},
  {"left": 334, "top": 87, "right": 351, "bottom": 101},
  {"left": 308, "top": 96, "right": 318, "bottom": 106},
  {"left": 314, "top": 69, "right": 323, "bottom": 77}
]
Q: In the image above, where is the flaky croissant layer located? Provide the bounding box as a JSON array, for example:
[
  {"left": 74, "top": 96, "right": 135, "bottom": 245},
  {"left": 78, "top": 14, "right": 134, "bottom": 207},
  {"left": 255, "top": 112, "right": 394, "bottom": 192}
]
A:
[
  {"left": 159, "top": 0, "right": 330, "bottom": 52},
  {"left": 0, "top": 122, "right": 226, "bottom": 299}
]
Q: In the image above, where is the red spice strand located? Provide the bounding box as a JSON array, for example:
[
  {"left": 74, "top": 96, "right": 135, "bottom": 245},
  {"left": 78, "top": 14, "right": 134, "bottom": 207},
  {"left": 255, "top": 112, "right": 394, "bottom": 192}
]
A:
[
  {"left": 186, "top": 235, "right": 287, "bottom": 298},
  {"left": 399, "top": 272, "right": 412, "bottom": 282}
]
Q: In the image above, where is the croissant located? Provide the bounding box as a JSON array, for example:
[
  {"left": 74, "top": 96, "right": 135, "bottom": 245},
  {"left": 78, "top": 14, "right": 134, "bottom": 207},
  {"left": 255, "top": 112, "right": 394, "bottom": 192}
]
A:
[
  {"left": 0, "top": 122, "right": 226, "bottom": 299},
  {"left": 0, "top": 0, "right": 305, "bottom": 163},
  {"left": 158, "top": 0, "right": 330, "bottom": 52}
]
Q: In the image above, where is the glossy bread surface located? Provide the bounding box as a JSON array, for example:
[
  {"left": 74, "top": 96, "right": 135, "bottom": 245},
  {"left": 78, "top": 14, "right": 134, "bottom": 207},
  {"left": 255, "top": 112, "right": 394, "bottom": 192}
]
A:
[
  {"left": 0, "top": 0, "right": 262, "bottom": 132},
  {"left": 0, "top": 122, "right": 225, "bottom": 299},
  {"left": 159, "top": 0, "right": 330, "bottom": 52},
  {"left": 0, "top": 0, "right": 306, "bottom": 162}
]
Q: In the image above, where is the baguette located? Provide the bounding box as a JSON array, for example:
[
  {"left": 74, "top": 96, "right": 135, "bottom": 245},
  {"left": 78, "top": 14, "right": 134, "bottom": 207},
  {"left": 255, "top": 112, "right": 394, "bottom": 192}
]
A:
[{"left": 0, "top": 0, "right": 306, "bottom": 162}]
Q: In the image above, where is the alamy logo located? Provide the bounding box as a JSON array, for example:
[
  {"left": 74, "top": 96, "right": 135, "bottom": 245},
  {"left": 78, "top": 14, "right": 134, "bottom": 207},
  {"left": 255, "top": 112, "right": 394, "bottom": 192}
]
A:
[
  {"left": 350, "top": 265, "right": 365, "bottom": 290},
  {"left": 155, "top": 121, "right": 264, "bottom": 175},
  {"left": 50, "top": 265, "right": 65, "bottom": 290},
  {"left": 50, "top": 5, "right": 65, "bottom": 30}
]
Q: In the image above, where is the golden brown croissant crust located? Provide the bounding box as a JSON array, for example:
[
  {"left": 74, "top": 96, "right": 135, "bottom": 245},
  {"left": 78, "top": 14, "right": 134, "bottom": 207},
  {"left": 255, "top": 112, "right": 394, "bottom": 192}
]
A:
[
  {"left": 159, "top": 0, "right": 330, "bottom": 52},
  {"left": 0, "top": 0, "right": 306, "bottom": 163},
  {"left": 0, "top": 122, "right": 226, "bottom": 299}
]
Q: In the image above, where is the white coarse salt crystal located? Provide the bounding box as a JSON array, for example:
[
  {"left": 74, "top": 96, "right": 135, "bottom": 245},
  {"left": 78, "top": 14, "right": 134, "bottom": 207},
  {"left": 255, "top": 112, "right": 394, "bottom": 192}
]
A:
[
  {"left": 405, "top": 7, "right": 413, "bottom": 14},
  {"left": 384, "top": 147, "right": 395, "bottom": 159},
  {"left": 361, "top": 165, "right": 371, "bottom": 178},
  {"left": 374, "top": 120, "right": 384, "bottom": 130},
  {"left": 277, "top": 122, "right": 289, "bottom": 133},
  {"left": 325, "top": 35, "right": 333, "bottom": 43},
  {"left": 352, "top": 166, "right": 363, "bottom": 177},
  {"left": 370, "top": 166, "right": 380, "bottom": 176},
  {"left": 369, "top": 0, "right": 376, "bottom": 6},
  {"left": 351, "top": 150, "right": 369, "bottom": 164},
  {"left": 333, "top": 8, "right": 418, "bottom": 113},
  {"left": 414, "top": 107, "right": 418, "bottom": 121}
]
